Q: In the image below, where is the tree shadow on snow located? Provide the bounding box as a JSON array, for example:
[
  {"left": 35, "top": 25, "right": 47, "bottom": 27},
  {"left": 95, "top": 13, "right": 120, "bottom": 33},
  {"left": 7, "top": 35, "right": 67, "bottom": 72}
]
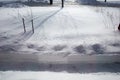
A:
[{"left": 0, "top": 9, "right": 62, "bottom": 54}]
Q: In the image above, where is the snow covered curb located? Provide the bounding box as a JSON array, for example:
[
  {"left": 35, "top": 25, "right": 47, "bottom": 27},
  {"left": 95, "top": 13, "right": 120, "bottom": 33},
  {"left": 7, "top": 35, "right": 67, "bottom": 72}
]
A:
[{"left": 0, "top": 53, "right": 120, "bottom": 64}]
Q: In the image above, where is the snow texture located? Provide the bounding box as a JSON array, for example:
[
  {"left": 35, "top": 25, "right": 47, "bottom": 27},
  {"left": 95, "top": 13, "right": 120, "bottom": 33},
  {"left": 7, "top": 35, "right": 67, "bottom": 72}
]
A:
[
  {"left": 0, "top": 1, "right": 120, "bottom": 79},
  {"left": 0, "top": 2, "right": 120, "bottom": 55},
  {"left": 0, "top": 71, "right": 120, "bottom": 80}
]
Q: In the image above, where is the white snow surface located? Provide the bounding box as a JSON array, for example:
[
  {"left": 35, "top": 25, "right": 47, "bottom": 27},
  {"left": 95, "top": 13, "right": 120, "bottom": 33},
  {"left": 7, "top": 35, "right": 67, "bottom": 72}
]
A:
[
  {"left": 0, "top": 71, "right": 120, "bottom": 80},
  {"left": 0, "top": 3, "right": 120, "bottom": 55}
]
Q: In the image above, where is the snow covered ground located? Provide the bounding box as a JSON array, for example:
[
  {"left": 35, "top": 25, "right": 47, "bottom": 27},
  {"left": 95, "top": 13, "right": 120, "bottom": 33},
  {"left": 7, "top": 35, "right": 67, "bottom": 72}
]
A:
[
  {"left": 0, "top": 1, "right": 120, "bottom": 80},
  {"left": 0, "top": 3, "right": 120, "bottom": 55},
  {"left": 0, "top": 71, "right": 120, "bottom": 80},
  {"left": 0, "top": 0, "right": 120, "bottom": 62}
]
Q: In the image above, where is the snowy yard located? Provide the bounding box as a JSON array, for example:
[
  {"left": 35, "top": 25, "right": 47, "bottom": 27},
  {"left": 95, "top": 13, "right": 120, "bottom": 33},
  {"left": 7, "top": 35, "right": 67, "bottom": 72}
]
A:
[
  {"left": 0, "top": 0, "right": 120, "bottom": 66},
  {"left": 0, "top": 3, "right": 120, "bottom": 55},
  {"left": 0, "top": 0, "right": 120, "bottom": 80}
]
